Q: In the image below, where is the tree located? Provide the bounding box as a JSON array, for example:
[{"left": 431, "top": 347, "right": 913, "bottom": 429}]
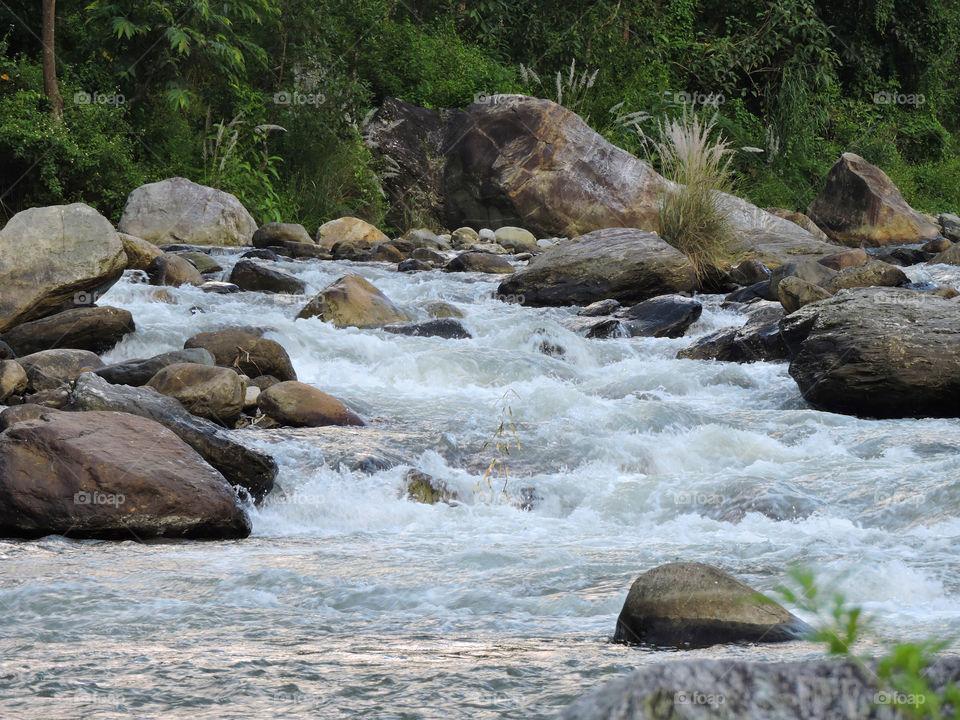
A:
[{"left": 41, "top": 0, "right": 62, "bottom": 118}]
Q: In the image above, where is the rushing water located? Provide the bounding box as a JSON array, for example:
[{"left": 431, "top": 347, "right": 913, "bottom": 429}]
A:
[{"left": 2, "top": 252, "right": 960, "bottom": 719}]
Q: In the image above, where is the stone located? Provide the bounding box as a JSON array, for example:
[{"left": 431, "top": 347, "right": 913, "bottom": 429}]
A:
[
  {"left": 368, "top": 243, "right": 406, "bottom": 263},
  {"left": 296, "top": 274, "right": 409, "bottom": 328},
  {"left": 273, "top": 242, "right": 332, "bottom": 260},
  {"left": 17, "top": 349, "right": 104, "bottom": 391},
  {"left": 332, "top": 242, "right": 376, "bottom": 261},
  {"left": 146, "top": 253, "right": 204, "bottom": 287},
  {"left": 184, "top": 328, "right": 297, "bottom": 382},
  {"left": 451, "top": 227, "right": 479, "bottom": 248},
  {"left": 391, "top": 229, "right": 450, "bottom": 253},
  {"left": 0, "top": 408, "right": 250, "bottom": 540},
  {"left": 250, "top": 375, "right": 281, "bottom": 391},
  {"left": 494, "top": 226, "right": 538, "bottom": 253},
  {"left": 612, "top": 562, "right": 809, "bottom": 647},
  {"left": 0, "top": 341, "right": 13, "bottom": 360},
  {"left": 397, "top": 259, "right": 432, "bottom": 272},
  {"left": 560, "top": 316, "right": 625, "bottom": 339},
  {"left": 402, "top": 469, "right": 458, "bottom": 505},
  {"left": 444, "top": 252, "right": 515, "bottom": 274},
  {"left": 929, "top": 241, "right": 960, "bottom": 266},
  {"left": 678, "top": 305, "right": 787, "bottom": 363},
  {"left": 71, "top": 373, "right": 277, "bottom": 501},
  {"left": 939, "top": 212, "right": 960, "bottom": 241},
  {"left": 252, "top": 222, "right": 313, "bottom": 248},
  {"left": 229, "top": 259, "right": 306, "bottom": 294},
  {"left": 315, "top": 216, "right": 388, "bottom": 250},
  {"left": 120, "top": 233, "right": 163, "bottom": 270},
  {"left": 618, "top": 295, "right": 702, "bottom": 338},
  {"left": 780, "top": 287, "right": 960, "bottom": 418},
  {"left": 727, "top": 259, "right": 770, "bottom": 286},
  {"left": 876, "top": 246, "right": 931, "bottom": 267},
  {"left": 824, "top": 259, "right": 908, "bottom": 293},
  {"left": 777, "top": 276, "right": 832, "bottom": 314},
  {"left": 258, "top": 381, "right": 364, "bottom": 427},
  {"left": 242, "top": 248, "right": 280, "bottom": 261},
  {"left": 0, "top": 360, "right": 28, "bottom": 403},
  {"left": 199, "top": 281, "right": 240, "bottom": 294},
  {"left": 146, "top": 363, "right": 245, "bottom": 425},
  {"left": 118, "top": 177, "right": 257, "bottom": 246},
  {"left": 769, "top": 260, "right": 838, "bottom": 298},
  {"left": 95, "top": 348, "right": 215, "bottom": 387},
  {"left": 922, "top": 237, "right": 952, "bottom": 254},
  {"left": 0, "top": 307, "right": 135, "bottom": 356},
  {"left": 410, "top": 247, "right": 447, "bottom": 265},
  {"left": 806, "top": 153, "right": 940, "bottom": 246},
  {"left": 0, "top": 203, "right": 127, "bottom": 333},
  {"left": 817, "top": 248, "right": 869, "bottom": 271},
  {"left": 175, "top": 251, "right": 222, "bottom": 274},
  {"left": 724, "top": 281, "right": 777, "bottom": 304},
  {"left": 498, "top": 228, "right": 697, "bottom": 307},
  {"left": 765, "top": 207, "right": 830, "bottom": 241},
  {"left": 424, "top": 301, "right": 464, "bottom": 319},
  {"left": 578, "top": 299, "right": 621, "bottom": 317},
  {"left": 243, "top": 385, "right": 260, "bottom": 411},
  {"left": 382, "top": 319, "right": 471, "bottom": 339},
  {"left": 932, "top": 285, "right": 959, "bottom": 299}
]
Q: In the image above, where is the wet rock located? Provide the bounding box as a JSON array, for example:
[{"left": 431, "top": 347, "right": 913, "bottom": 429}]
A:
[
  {"left": 402, "top": 469, "right": 458, "bottom": 505},
  {"left": 825, "top": 259, "right": 908, "bottom": 293},
  {"left": 382, "top": 319, "right": 471, "bottom": 339},
  {"left": 806, "top": 153, "right": 940, "bottom": 246},
  {"left": 120, "top": 233, "right": 163, "bottom": 270},
  {"left": 561, "top": 316, "right": 625, "bottom": 339},
  {"left": 332, "top": 242, "right": 376, "bottom": 261},
  {"left": 929, "top": 241, "right": 960, "bottom": 266},
  {"left": 184, "top": 328, "right": 297, "bottom": 382},
  {"left": 612, "top": 562, "right": 809, "bottom": 647},
  {"left": 146, "top": 363, "right": 245, "bottom": 425},
  {"left": 723, "top": 280, "right": 776, "bottom": 304},
  {"left": 229, "top": 259, "right": 306, "bottom": 294},
  {"left": 0, "top": 203, "right": 127, "bottom": 333},
  {"left": 96, "top": 348, "right": 215, "bottom": 387},
  {"left": 727, "top": 259, "right": 770, "bottom": 286},
  {"left": 411, "top": 247, "right": 447, "bottom": 265},
  {"left": 398, "top": 258, "right": 432, "bottom": 272},
  {"left": 498, "top": 228, "right": 697, "bottom": 307},
  {"left": 242, "top": 248, "right": 280, "bottom": 261},
  {"left": 939, "top": 213, "right": 960, "bottom": 242},
  {"left": 678, "top": 305, "right": 787, "bottom": 363},
  {"left": 18, "top": 349, "right": 104, "bottom": 391},
  {"left": 922, "top": 236, "right": 952, "bottom": 254},
  {"left": 0, "top": 408, "right": 250, "bottom": 540},
  {"left": 444, "top": 251, "right": 515, "bottom": 274},
  {"left": 71, "top": 373, "right": 277, "bottom": 501},
  {"left": 781, "top": 287, "right": 960, "bottom": 418},
  {"left": 769, "top": 260, "right": 837, "bottom": 298},
  {"left": 146, "top": 253, "right": 204, "bottom": 287},
  {"left": 704, "top": 483, "right": 823, "bottom": 523},
  {"left": 0, "top": 307, "right": 135, "bottom": 356},
  {"left": 258, "top": 381, "right": 364, "bottom": 427},
  {"left": 617, "top": 295, "right": 702, "bottom": 338},
  {"left": 118, "top": 177, "right": 256, "bottom": 247},
  {"left": 932, "top": 285, "right": 959, "bottom": 299},
  {"left": 578, "top": 299, "right": 621, "bottom": 317},
  {"left": 494, "top": 226, "right": 538, "bottom": 253},
  {"left": 0, "top": 360, "right": 28, "bottom": 403},
  {"left": 199, "top": 281, "right": 240, "bottom": 294},
  {"left": 777, "top": 277, "right": 831, "bottom": 314},
  {"left": 252, "top": 222, "right": 313, "bottom": 248},
  {"left": 817, "top": 248, "right": 868, "bottom": 271},
  {"left": 175, "top": 251, "right": 222, "bottom": 274},
  {"left": 424, "top": 301, "right": 464, "bottom": 319},
  {"left": 316, "top": 216, "right": 388, "bottom": 250},
  {"left": 297, "top": 274, "right": 409, "bottom": 328},
  {"left": 368, "top": 243, "right": 406, "bottom": 262},
  {"left": 875, "top": 246, "right": 930, "bottom": 267}
]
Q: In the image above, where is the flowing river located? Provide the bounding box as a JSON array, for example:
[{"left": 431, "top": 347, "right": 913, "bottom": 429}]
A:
[{"left": 2, "top": 252, "right": 959, "bottom": 719}]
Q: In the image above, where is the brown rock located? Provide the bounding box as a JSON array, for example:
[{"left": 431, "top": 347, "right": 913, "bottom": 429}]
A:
[
  {"left": 296, "top": 274, "right": 409, "bottom": 328},
  {"left": 444, "top": 252, "right": 515, "bottom": 274},
  {"left": 777, "top": 276, "right": 832, "bottom": 314},
  {"left": 929, "top": 242, "right": 960, "bottom": 266},
  {"left": 922, "top": 237, "right": 953, "bottom": 254},
  {"left": 229, "top": 259, "right": 305, "bottom": 294},
  {"left": 17, "top": 349, "right": 104, "bottom": 391},
  {"left": 257, "top": 381, "right": 364, "bottom": 427},
  {"left": 368, "top": 243, "right": 406, "bottom": 262},
  {"left": 0, "top": 360, "right": 28, "bottom": 403},
  {"left": 146, "top": 362, "right": 245, "bottom": 425},
  {"left": 176, "top": 251, "right": 222, "bottom": 274},
  {"left": 146, "top": 253, "right": 204, "bottom": 287},
  {"left": 252, "top": 222, "right": 313, "bottom": 248},
  {"left": 316, "top": 217, "right": 388, "bottom": 250},
  {"left": 825, "top": 259, "right": 908, "bottom": 293},
  {"left": 766, "top": 208, "right": 830, "bottom": 241},
  {"left": 0, "top": 307, "right": 135, "bottom": 356},
  {"left": 184, "top": 328, "right": 297, "bottom": 382},
  {"left": 120, "top": 233, "right": 163, "bottom": 270},
  {"left": 817, "top": 248, "right": 869, "bottom": 271}
]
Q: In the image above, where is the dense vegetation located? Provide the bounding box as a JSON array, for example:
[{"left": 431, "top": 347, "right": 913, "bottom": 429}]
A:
[{"left": 2, "top": 0, "right": 958, "bottom": 233}]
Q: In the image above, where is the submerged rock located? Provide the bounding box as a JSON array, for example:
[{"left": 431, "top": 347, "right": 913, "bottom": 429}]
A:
[
  {"left": 402, "top": 469, "right": 458, "bottom": 505},
  {"left": 382, "top": 319, "right": 471, "bottom": 339},
  {"left": 0, "top": 307, "right": 135, "bottom": 356}
]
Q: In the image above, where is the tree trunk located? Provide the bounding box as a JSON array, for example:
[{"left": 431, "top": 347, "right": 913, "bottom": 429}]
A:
[{"left": 42, "top": 0, "right": 63, "bottom": 119}]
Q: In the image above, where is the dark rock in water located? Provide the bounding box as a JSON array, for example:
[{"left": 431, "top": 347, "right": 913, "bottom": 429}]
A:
[
  {"left": 874, "top": 246, "right": 930, "bottom": 267},
  {"left": 367, "top": 243, "right": 406, "bottom": 263},
  {"left": 703, "top": 483, "right": 823, "bottom": 523},
  {"left": 678, "top": 305, "right": 787, "bottom": 363},
  {"left": 70, "top": 373, "right": 277, "bottom": 502},
  {"left": 398, "top": 258, "right": 432, "bottom": 273},
  {"left": 184, "top": 328, "right": 297, "bottom": 382},
  {"left": 781, "top": 287, "right": 960, "bottom": 418},
  {"left": 561, "top": 316, "right": 625, "bottom": 339},
  {"left": 199, "top": 281, "right": 240, "bottom": 294},
  {"left": 724, "top": 280, "right": 775, "bottom": 304},
  {"left": 560, "top": 657, "right": 960, "bottom": 720},
  {"left": 242, "top": 248, "right": 281, "bottom": 261},
  {"left": 403, "top": 469, "right": 458, "bottom": 505},
  {"left": 612, "top": 562, "right": 809, "bottom": 647},
  {"left": 727, "top": 259, "right": 770, "bottom": 286},
  {"left": 777, "top": 277, "right": 831, "bottom": 314},
  {"left": 252, "top": 222, "right": 313, "bottom": 248},
  {"left": 146, "top": 253, "right": 204, "bottom": 287},
  {"left": 534, "top": 330, "right": 565, "bottom": 357},
  {"left": 0, "top": 307, "right": 135, "bottom": 356},
  {"left": 175, "top": 251, "right": 222, "bottom": 274},
  {"left": 618, "top": 295, "right": 702, "bottom": 338},
  {"left": 273, "top": 241, "right": 332, "bottom": 260},
  {"left": 18, "top": 349, "right": 104, "bottom": 391},
  {"left": 96, "top": 348, "right": 215, "bottom": 387},
  {"left": 444, "top": 251, "right": 515, "bottom": 274},
  {"left": 921, "top": 236, "right": 952, "bottom": 254},
  {"left": 0, "top": 340, "right": 13, "bottom": 359},
  {"left": 929, "top": 241, "right": 960, "bottom": 266},
  {"left": 157, "top": 244, "right": 216, "bottom": 254},
  {"left": 0, "top": 408, "right": 251, "bottom": 540},
  {"left": 411, "top": 247, "right": 447, "bottom": 265},
  {"left": 578, "top": 299, "right": 621, "bottom": 317},
  {"left": 258, "top": 381, "right": 364, "bottom": 428},
  {"left": 382, "top": 319, "right": 471, "bottom": 339},
  {"left": 229, "top": 259, "right": 305, "bottom": 294},
  {"left": 331, "top": 242, "right": 374, "bottom": 262},
  {"left": 769, "top": 260, "right": 837, "bottom": 298}
]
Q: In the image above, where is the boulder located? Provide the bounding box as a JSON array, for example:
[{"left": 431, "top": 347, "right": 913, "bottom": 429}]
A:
[
  {"left": 727, "top": 259, "right": 770, "bottom": 286},
  {"left": 724, "top": 280, "right": 776, "bottom": 304},
  {"left": 561, "top": 316, "right": 625, "bottom": 339},
  {"left": 175, "top": 251, "right": 222, "bottom": 274},
  {"left": 0, "top": 307, "right": 135, "bottom": 356},
  {"left": 612, "top": 562, "right": 809, "bottom": 647},
  {"left": 199, "top": 281, "right": 240, "bottom": 294},
  {"left": 332, "top": 242, "right": 377, "bottom": 261},
  {"left": 95, "top": 348, "right": 215, "bottom": 386},
  {"left": 229, "top": 259, "right": 306, "bottom": 294},
  {"left": 494, "top": 226, "right": 538, "bottom": 253},
  {"left": 71, "top": 373, "right": 276, "bottom": 501},
  {"left": 297, "top": 274, "right": 409, "bottom": 328},
  {"left": 0, "top": 360, "right": 28, "bottom": 402},
  {"left": 824, "top": 259, "right": 908, "bottom": 293},
  {"left": 678, "top": 305, "right": 787, "bottom": 363},
  {"left": 806, "top": 153, "right": 940, "bottom": 246},
  {"left": 118, "top": 177, "right": 257, "bottom": 246},
  {"left": 410, "top": 247, "right": 447, "bottom": 265},
  {"left": 184, "top": 328, "right": 297, "bottom": 382},
  {"left": 252, "top": 222, "right": 313, "bottom": 248},
  {"left": 939, "top": 212, "right": 960, "bottom": 242},
  {"left": 17, "top": 349, "right": 104, "bottom": 391},
  {"left": 929, "top": 241, "right": 960, "bottom": 266},
  {"left": 817, "top": 248, "right": 869, "bottom": 271},
  {"left": 146, "top": 253, "right": 204, "bottom": 287},
  {"left": 368, "top": 243, "right": 406, "bottom": 263},
  {"left": 777, "top": 277, "right": 831, "bottom": 314},
  {"left": 769, "top": 260, "right": 837, "bottom": 298},
  {"left": 444, "top": 252, "right": 515, "bottom": 274},
  {"left": 258, "top": 381, "right": 364, "bottom": 427},
  {"left": 402, "top": 469, "right": 458, "bottom": 505},
  {"left": 618, "top": 295, "right": 702, "bottom": 338},
  {"left": 242, "top": 248, "right": 280, "bottom": 261},
  {"left": 146, "top": 363, "right": 245, "bottom": 425},
  {"left": 391, "top": 229, "right": 450, "bottom": 253},
  {"left": 120, "top": 233, "right": 163, "bottom": 270},
  {"left": 272, "top": 242, "right": 332, "bottom": 260},
  {"left": 781, "top": 288, "right": 960, "bottom": 417},
  {"left": 0, "top": 203, "right": 127, "bottom": 333},
  {"left": 875, "top": 246, "right": 931, "bottom": 267},
  {"left": 498, "top": 228, "right": 697, "bottom": 307},
  {"left": 382, "top": 319, "right": 471, "bottom": 339},
  {"left": 424, "top": 301, "right": 464, "bottom": 319},
  {"left": 921, "top": 237, "right": 952, "bottom": 254},
  {"left": 398, "top": 259, "right": 432, "bottom": 272},
  {"left": 316, "top": 216, "right": 388, "bottom": 250},
  {"left": 0, "top": 408, "right": 250, "bottom": 540},
  {"left": 451, "top": 227, "right": 479, "bottom": 248},
  {"left": 579, "top": 299, "right": 621, "bottom": 317},
  {"left": 765, "top": 208, "right": 830, "bottom": 241}
]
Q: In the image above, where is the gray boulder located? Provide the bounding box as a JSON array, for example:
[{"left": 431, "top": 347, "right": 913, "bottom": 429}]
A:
[
  {"left": 618, "top": 295, "right": 702, "bottom": 338},
  {"left": 229, "top": 259, "right": 306, "bottom": 294},
  {"left": 677, "top": 305, "right": 787, "bottom": 363},
  {"left": 382, "top": 319, "right": 471, "bottom": 339}
]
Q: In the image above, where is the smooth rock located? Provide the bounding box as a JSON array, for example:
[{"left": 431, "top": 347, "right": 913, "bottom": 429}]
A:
[
  {"left": 817, "top": 248, "right": 869, "bottom": 271},
  {"left": 494, "top": 226, "right": 538, "bottom": 253},
  {"left": 176, "top": 251, "right": 222, "bottom": 274},
  {"left": 451, "top": 227, "right": 479, "bottom": 248},
  {"left": 727, "top": 259, "right": 770, "bottom": 286},
  {"left": 769, "top": 260, "right": 837, "bottom": 298},
  {"left": 252, "top": 222, "right": 313, "bottom": 248},
  {"left": 258, "top": 381, "right": 364, "bottom": 427},
  {"left": 146, "top": 253, "right": 203, "bottom": 287},
  {"left": 0, "top": 307, "right": 135, "bottom": 356},
  {"left": 96, "top": 348, "right": 215, "bottom": 387},
  {"left": 18, "top": 349, "right": 104, "bottom": 391},
  {"left": 825, "top": 259, "right": 908, "bottom": 293},
  {"left": 444, "top": 251, "right": 515, "bottom": 274},
  {"left": 938, "top": 213, "right": 960, "bottom": 241},
  {"left": 242, "top": 248, "right": 280, "bottom": 261},
  {"left": 398, "top": 259, "right": 432, "bottom": 272},
  {"left": 678, "top": 305, "right": 787, "bottom": 363},
  {"left": 410, "top": 247, "right": 447, "bottom": 265},
  {"left": 765, "top": 207, "right": 830, "bottom": 241},
  {"left": 0, "top": 360, "right": 28, "bottom": 402},
  {"left": 120, "top": 233, "right": 163, "bottom": 270},
  {"left": 184, "top": 328, "right": 297, "bottom": 382},
  {"left": 578, "top": 299, "right": 621, "bottom": 317},
  {"left": 146, "top": 363, "right": 245, "bottom": 425},
  {"left": 921, "top": 236, "right": 952, "bottom": 254},
  {"left": 382, "top": 319, "right": 471, "bottom": 339},
  {"left": 316, "top": 217, "right": 388, "bottom": 250},
  {"left": 368, "top": 243, "right": 406, "bottom": 262},
  {"left": 199, "top": 281, "right": 240, "bottom": 294},
  {"left": 929, "top": 241, "right": 960, "bottom": 266},
  {"left": 618, "top": 295, "right": 703, "bottom": 338},
  {"left": 296, "top": 275, "right": 409, "bottom": 328},
  {"left": 424, "top": 301, "right": 464, "bottom": 319},
  {"left": 777, "top": 277, "right": 832, "bottom": 314},
  {"left": 229, "top": 259, "right": 305, "bottom": 294}
]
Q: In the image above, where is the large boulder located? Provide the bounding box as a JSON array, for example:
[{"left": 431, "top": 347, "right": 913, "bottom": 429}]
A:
[
  {"left": 146, "top": 253, "right": 204, "bottom": 287},
  {"left": 70, "top": 373, "right": 276, "bottom": 501},
  {"left": 0, "top": 307, "right": 135, "bottom": 356},
  {"left": 678, "top": 305, "right": 787, "bottom": 363},
  {"left": 315, "top": 217, "right": 389, "bottom": 250},
  {"left": 146, "top": 363, "right": 245, "bottom": 425},
  {"left": 297, "top": 274, "right": 409, "bottom": 328},
  {"left": 612, "top": 562, "right": 809, "bottom": 647},
  {"left": 781, "top": 288, "right": 960, "bottom": 418},
  {"left": 806, "top": 153, "right": 940, "bottom": 247},
  {"left": 497, "top": 229, "right": 697, "bottom": 307},
  {"left": 17, "top": 349, "right": 104, "bottom": 391},
  {"left": 252, "top": 222, "right": 313, "bottom": 248},
  {"left": 229, "top": 259, "right": 306, "bottom": 294},
  {"left": 258, "top": 381, "right": 365, "bottom": 427},
  {"left": 444, "top": 251, "right": 515, "bottom": 274},
  {"left": 0, "top": 203, "right": 127, "bottom": 333},
  {"left": 95, "top": 348, "right": 215, "bottom": 386},
  {"left": 0, "top": 360, "right": 28, "bottom": 402},
  {"left": 184, "top": 328, "right": 297, "bottom": 382},
  {"left": 118, "top": 177, "right": 257, "bottom": 246},
  {"left": 120, "top": 233, "right": 163, "bottom": 270},
  {"left": 0, "top": 408, "right": 250, "bottom": 540}
]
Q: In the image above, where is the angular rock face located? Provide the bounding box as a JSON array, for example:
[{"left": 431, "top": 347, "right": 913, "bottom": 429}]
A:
[
  {"left": 498, "top": 229, "right": 697, "bottom": 307},
  {"left": 229, "top": 259, "right": 306, "bottom": 294},
  {"left": 297, "top": 274, "right": 409, "bottom": 328},
  {"left": 780, "top": 287, "right": 960, "bottom": 418},
  {"left": 118, "top": 177, "right": 257, "bottom": 246},
  {"left": 612, "top": 562, "right": 808, "bottom": 647},
  {"left": 146, "top": 362, "right": 245, "bottom": 425},
  {"left": 184, "top": 328, "right": 297, "bottom": 382},
  {"left": 95, "top": 348, "right": 216, "bottom": 387},
  {"left": 0, "top": 408, "right": 251, "bottom": 540},
  {"left": 806, "top": 153, "right": 940, "bottom": 247},
  {"left": 70, "top": 373, "right": 277, "bottom": 501},
  {"left": 257, "top": 381, "right": 365, "bottom": 427},
  {"left": 0, "top": 307, "right": 135, "bottom": 356},
  {"left": 0, "top": 204, "right": 127, "bottom": 333}
]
